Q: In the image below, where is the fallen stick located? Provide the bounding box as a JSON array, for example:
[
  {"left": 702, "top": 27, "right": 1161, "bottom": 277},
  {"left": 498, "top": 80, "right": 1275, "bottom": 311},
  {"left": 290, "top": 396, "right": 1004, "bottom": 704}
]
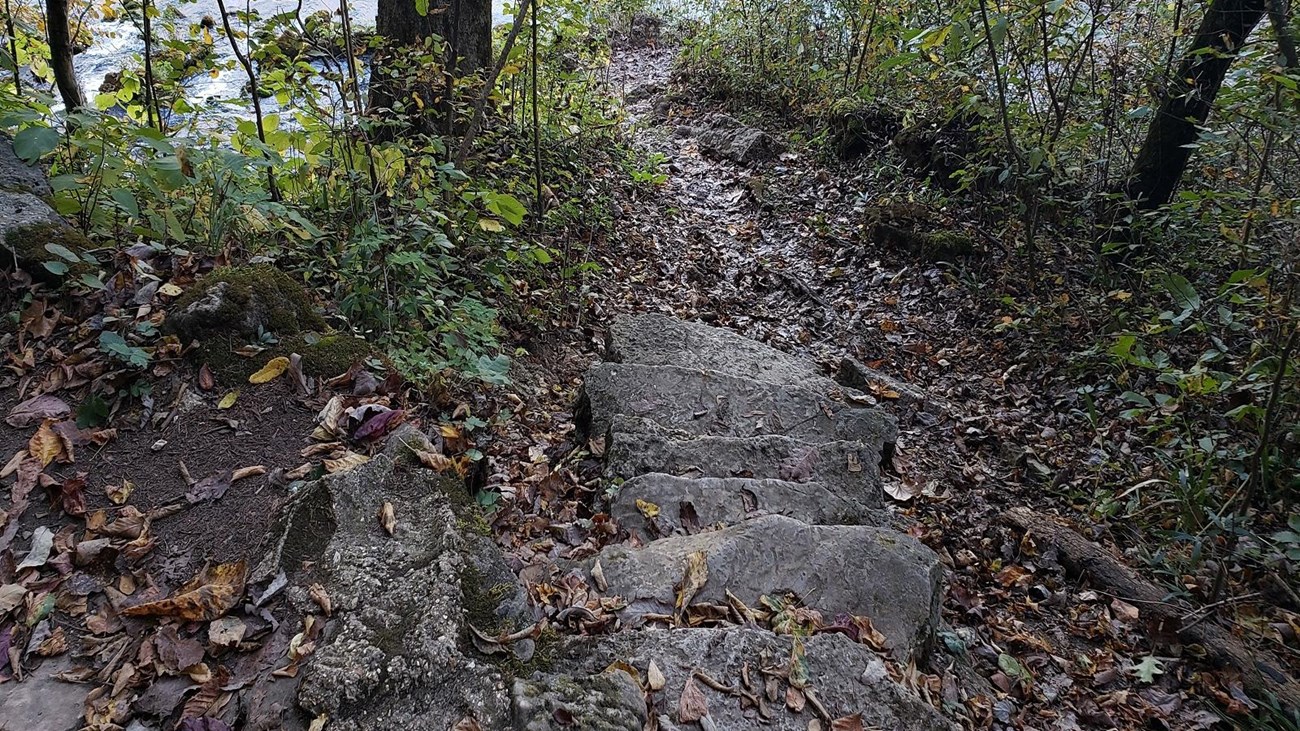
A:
[{"left": 1002, "top": 507, "right": 1300, "bottom": 712}]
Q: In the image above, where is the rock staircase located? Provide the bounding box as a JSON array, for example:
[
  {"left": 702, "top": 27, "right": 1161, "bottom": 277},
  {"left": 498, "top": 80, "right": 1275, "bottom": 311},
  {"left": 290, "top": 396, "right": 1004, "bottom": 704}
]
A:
[{"left": 514, "top": 314, "right": 954, "bottom": 729}]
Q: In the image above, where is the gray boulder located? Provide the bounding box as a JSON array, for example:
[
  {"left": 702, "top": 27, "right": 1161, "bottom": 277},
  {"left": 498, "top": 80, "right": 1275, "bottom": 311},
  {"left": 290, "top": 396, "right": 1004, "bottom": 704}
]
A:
[
  {"left": 255, "top": 425, "right": 526, "bottom": 730},
  {"left": 578, "top": 362, "right": 895, "bottom": 446},
  {"left": 610, "top": 473, "right": 885, "bottom": 538},
  {"left": 528, "top": 628, "right": 956, "bottom": 731},
  {"left": 695, "top": 114, "right": 779, "bottom": 164},
  {"left": 582, "top": 514, "right": 942, "bottom": 661},
  {"left": 838, "top": 357, "right": 947, "bottom": 419},
  {"left": 0, "top": 136, "right": 53, "bottom": 196},
  {"left": 606, "top": 422, "right": 885, "bottom": 508}
]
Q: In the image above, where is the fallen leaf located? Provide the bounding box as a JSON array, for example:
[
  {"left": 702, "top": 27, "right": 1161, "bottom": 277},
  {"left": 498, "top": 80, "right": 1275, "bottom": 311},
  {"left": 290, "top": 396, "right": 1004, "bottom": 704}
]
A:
[
  {"left": 591, "top": 560, "right": 608, "bottom": 592},
  {"left": 647, "top": 660, "right": 666, "bottom": 691},
  {"left": 636, "top": 499, "right": 661, "bottom": 519},
  {"left": 324, "top": 452, "right": 369, "bottom": 473},
  {"left": 354, "top": 409, "right": 406, "bottom": 441},
  {"left": 415, "top": 449, "right": 456, "bottom": 473},
  {"left": 186, "top": 470, "right": 233, "bottom": 504},
  {"left": 831, "top": 713, "right": 865, "bottom": 731},
  {"left": 198, "top": 364, "right": 215, "bottom": 391},
  {"left": 0, "top": 584, "right": 28, "bottom": 614},
  {"left": 248, "top": 356, "right": 291, "bottom": 384},
  {"left": 677, "top": 674, "right": 709, "bottom": 723},
  {"left": 208, "top": 616, "right": 247, "bottom": 647},
  {"left": 160, "top": 282, "right": 184, "bottom": 297},
  {"left": 29, "top": 419, "right": 67, "bottom": 466},
  {"left": 57, "top": 473, "right": 88, "bottom": 515},
  {"left": 217, "top": 390, "right": 239, "bottom": 409},
  {"left": 105, "top": 480, "right": 135, "bottom": 505},
  {"left": 785, "top": 684, "right": 806, "bottom": 712},
  {"left": 6, "top": 395, "right": 71, "bottom": 428},
  {"left": 378, "top": 501, "right": 396, "bottom": 535},
  {"left": 17, "top": 526, "right": 55, "bottom": 570},
  {"left": 1132, "top": 655, "right": 1165, "bottom": 684},
  {"left": 121, "top": 559, "right": 248, "bottom": 622},
  {"left": 675, "top": 551, "right": 709, "bottom": 615},
  {"left": 0, "top": 450, "right": 22, "bottom": 478},
  {"left": 231, "top": 465, "right": 266, "bottom": 482}
]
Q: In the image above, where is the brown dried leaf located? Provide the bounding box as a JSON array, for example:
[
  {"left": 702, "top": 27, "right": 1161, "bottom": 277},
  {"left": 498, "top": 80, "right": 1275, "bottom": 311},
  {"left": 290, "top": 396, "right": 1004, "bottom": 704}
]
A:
[
  {"left": 120, "top": 560, "right": 247, "bottom": 622},
  {"left": 6, "top": 395, "right": 71, "bottom": 428},
  {"left": 677, "top": 674, "right": 709, "bottom": 723},
  {"left": 675, "top": 551, "right": 709, "bottom": 617},
  {"left": 647, "top": 660, "right": 666, "bottom": 691},
  {"left": 198, "top": 364, "right": 216, "bottom": 391},
  {"left": 831, "top": 713, "right": 865, "bottom": 731},
  {"left": 308, "top": 583, "right": 332, "bottom": 616},
  {"left": 378, "top": 501, "right": 396, "bottom": 536}
]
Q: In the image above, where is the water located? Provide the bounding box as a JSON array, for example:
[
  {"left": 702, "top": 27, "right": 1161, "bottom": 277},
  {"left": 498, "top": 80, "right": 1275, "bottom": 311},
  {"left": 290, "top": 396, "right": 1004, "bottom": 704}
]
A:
[{"left": 72, "top": 0, "right": 510, "bottom": 126}]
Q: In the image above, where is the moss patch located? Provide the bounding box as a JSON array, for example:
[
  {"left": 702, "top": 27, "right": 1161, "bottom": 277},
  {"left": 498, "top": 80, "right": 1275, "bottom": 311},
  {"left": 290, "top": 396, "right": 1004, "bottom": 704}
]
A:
[
  {"left": 2, "top": 222, "right": 93, "bottom": 281},
  {"left": 195, "top": 332, "right": 372, "bottom": 385},
  {"left": 166, "top": 264, "right": 325, "bottom": 343}
]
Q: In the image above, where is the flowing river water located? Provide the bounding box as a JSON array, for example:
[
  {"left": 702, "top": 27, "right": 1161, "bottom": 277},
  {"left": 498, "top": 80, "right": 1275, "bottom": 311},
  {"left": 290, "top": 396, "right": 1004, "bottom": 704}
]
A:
[{"left": 70, "top": 0, "right": 510, "bottom": 126}]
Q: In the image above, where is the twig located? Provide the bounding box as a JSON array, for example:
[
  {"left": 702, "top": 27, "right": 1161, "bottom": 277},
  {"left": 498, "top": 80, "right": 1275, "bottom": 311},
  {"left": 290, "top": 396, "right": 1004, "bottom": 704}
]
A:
[
  {"left": 454, "top": 0, "right": 534, "bottom": 167},
  {"left": 214, "top": 0, "right": 279, "bottom": 200}
]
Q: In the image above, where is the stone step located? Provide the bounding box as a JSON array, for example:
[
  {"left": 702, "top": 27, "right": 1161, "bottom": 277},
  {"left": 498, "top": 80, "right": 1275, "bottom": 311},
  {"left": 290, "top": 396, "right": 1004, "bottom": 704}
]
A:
[
  {"left": 578, "top": 362, "right": 896, "bottom": 446},
  {"left": 606, "top": 419, "right": 884, "bottom": 509},
  {"left": 607, "top": 313, "right": 839, "bottom": 392},
  {"left": 610, "top": 473, "right": 885, "bottom": 539},
  {"left": 518, "top": 627, "right": 956, "bottom": 730},
  {"left": 582, "top": 514, "right": 941, "bottom": 662}
]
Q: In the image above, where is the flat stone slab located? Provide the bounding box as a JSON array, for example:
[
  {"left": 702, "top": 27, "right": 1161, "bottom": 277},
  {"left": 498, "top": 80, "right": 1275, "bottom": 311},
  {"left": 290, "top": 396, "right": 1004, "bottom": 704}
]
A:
[
  {"left": 522, "top": 628, "right": 956, "bottom": 731},
  {"left": 584, "top": 514, "right": 942, "bottom": 661},
  {"left": 606, "top": 421, "right": 884, "bottom": 509},
  {"left": 611, "top": 473, "right": 885, "bottom": 538},
  {"left": 607, "top": 314, "right": 840, "bottom": 392},
  {"left": 579, "top": 362, "right": 896, "bottom": 447}
]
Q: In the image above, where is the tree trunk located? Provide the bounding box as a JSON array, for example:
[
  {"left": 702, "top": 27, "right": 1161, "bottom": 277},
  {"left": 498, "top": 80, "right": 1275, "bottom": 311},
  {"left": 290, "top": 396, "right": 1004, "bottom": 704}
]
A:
[
  {"left": 1122, "top": 0, "right": 1267, "bottom": 209},
  {"left": 46, "top": 0, "right": 84, "bottom": 111},
  {"left": 369, "top": 0, "right": 492, "bottom": 126}
]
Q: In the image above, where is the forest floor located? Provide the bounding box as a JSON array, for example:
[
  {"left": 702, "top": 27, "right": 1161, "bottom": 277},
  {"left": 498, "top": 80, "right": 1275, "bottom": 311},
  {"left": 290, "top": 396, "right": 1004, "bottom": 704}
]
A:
[
  {"left": 1, "top": 23, "right": 1297, "bottom": 731},
  {"left": 476, "top": 35, "right": 1299, "bottom": 729}
]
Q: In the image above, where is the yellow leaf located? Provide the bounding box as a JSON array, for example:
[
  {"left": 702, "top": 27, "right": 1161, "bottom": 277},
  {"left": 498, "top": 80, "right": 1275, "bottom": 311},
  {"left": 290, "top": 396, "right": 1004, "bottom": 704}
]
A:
[
  {"left": 635, "top": 499, "right": 660, "bottom": 519},
  {"left": 1110, "top": 290, "right": 1133, "bottom": 301},
  {"left": 439, "top": 424, "right": 461, "bottom": 439},
  {"left": 249, "top": 356, "right": 291, "bottom": 384},
  {"left": 324, "top": 452, "right": 369, "bottom": 473},
  {"left": 159, "top": 283, "right": 184, "bottom": 297},
  {"left": 217, "top": 390, "right": 239, "bottom": 409},
  {"left": 478, "top": 218, "right": 504, "bottom": 232},
  {"left": 29, "top": 419, "right": 64, "bottom": 466},
  {"left": 105, "top": 480, "right": 135, "bottom": 505}
]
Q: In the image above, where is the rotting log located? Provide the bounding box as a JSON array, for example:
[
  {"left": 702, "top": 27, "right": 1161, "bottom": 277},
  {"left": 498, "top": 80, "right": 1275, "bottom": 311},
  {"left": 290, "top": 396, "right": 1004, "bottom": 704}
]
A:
[{"left": 1001, "top": 507, "right": 1300, "bottom": 713}]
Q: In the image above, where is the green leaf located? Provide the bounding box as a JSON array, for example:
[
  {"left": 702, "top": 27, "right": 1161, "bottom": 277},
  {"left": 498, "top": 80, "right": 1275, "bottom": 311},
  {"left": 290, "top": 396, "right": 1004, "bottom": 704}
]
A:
[
  {"left": 110, "top": 189, "right": 140, "bottom": 218},
  {"left": 42, "top": 261, "right": 69, "bottom": 275},
  {"left": 998, "top": 653, "right": 1033, "bottom": 686},
  {"left": 1132, "top": 655, "right": 1164, "bottom": 683},
  {"left": 45, "top": 243, "right": 81, "bottom": 262},
  {"left": 1159, "top": 273, "right": 1201, "bottom": 312},
  {"left": 99, "top": 331, "right": 149, "bottom": 368},
  {"left": 12, "top": 125, "right": 60, "bottom": 164},
  {"left": 415, "top": 0, "right": 429, "bottom": 15},
  {"left": 76, "top": 394, "right": 111, "bottom": 428},
  {"left": 486, "top": 192, "right": 527, "bottom": 226}
]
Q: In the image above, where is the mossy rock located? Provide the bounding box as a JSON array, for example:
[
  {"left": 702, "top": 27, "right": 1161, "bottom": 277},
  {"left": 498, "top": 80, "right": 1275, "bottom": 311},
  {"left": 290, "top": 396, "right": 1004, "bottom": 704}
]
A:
[
  {"left": 197, "top": 332, "right": 373, "bottom": 385},
  {"left": 1, "top": 193, "right": 94, "bottom": 281},
  {"left": 874, "top": 222, "right": 978, "bottom": 259},
  {"left": 165, "top": 264, "right": 325, "bottom": 343}
]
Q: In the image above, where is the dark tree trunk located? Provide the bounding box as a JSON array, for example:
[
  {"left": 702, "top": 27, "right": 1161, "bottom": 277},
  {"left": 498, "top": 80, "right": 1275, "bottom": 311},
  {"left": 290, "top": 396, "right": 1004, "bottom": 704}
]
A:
[
  {"left": 376, "top": 0, "right": 492, "bottom": 74},
  {"left": 46, "top": 0, "right": 84, "bottom": 111},
  {"left": 1122, "top": 0, "right": 1267, "bottom": 208},
  {"left": 369, "top": 0, "right": 492, "bottom": 127}
]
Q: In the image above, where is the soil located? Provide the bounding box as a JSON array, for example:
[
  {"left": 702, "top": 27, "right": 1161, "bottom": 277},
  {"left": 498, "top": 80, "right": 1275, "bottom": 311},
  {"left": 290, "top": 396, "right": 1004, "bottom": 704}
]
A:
[{"left": 0, "top": 379, "right": 316, "bottom": 592}]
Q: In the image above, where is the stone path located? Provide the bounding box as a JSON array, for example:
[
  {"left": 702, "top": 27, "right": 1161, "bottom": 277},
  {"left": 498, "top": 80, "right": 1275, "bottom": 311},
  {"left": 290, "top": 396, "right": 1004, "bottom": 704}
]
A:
[
  {"left": 515, "top": 313, "right": 954, "bottom": 729},
  {"left": 274, "top": 313, "right": 955, "bottom": 730}
]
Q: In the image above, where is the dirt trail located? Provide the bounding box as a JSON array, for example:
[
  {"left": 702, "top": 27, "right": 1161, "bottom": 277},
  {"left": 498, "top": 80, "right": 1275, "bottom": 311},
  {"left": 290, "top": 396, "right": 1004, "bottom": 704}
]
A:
[{"left": 576, "top": 39, "right": 1279, "bottom": 730}]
